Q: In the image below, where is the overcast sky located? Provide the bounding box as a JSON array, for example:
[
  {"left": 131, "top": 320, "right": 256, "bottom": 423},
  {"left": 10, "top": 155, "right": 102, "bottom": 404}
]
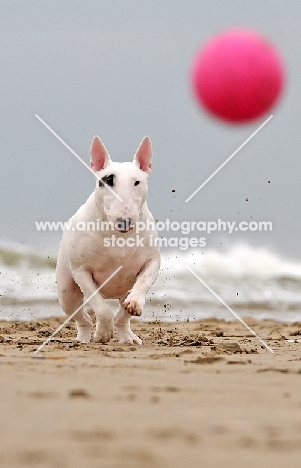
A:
[{"left": 1, "top": 0, "right": 301, "bottom": 258}]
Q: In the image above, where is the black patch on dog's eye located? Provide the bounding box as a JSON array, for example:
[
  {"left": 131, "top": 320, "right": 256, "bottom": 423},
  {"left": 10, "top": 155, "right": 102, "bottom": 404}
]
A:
[
  {"left": 134, "top": 180, "right": 140, "bottom": 186},
  {"left": 99, "top": 174, "right": 115, "bottom": 188}
]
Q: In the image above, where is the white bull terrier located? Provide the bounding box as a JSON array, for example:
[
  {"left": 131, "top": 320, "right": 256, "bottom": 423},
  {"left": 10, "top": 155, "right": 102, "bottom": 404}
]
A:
[{"left": 56, "top": 136, "right": 160, "bottom": 345}]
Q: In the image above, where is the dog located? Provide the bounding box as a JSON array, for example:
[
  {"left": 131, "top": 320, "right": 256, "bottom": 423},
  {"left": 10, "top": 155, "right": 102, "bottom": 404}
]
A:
[{"left": 56, "top": 135, "right": 160, "bottom": 345}]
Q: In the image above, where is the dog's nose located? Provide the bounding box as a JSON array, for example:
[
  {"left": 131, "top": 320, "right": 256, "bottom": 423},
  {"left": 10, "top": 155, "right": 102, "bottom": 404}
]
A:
[{"left": 115, "top": 217, "right": 132, "bottom": 232}]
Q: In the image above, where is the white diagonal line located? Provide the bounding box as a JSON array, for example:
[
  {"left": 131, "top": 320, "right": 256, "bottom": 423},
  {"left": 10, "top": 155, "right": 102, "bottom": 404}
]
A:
[
  {"left": 185, "top": 115, "right": 273, "bottom": 202},
  {"left": 186, "top": 266, "right": 274, "bottom": 353},
  {"left": 34, "top": 266, "right": 123, "bottom": 354},
  {"left": 35, "top": 114, "right": 123, "bottom": 202}
]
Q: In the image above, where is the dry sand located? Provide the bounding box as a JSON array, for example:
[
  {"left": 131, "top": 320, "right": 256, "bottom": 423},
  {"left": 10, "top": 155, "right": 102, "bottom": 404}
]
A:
[{"left": 1, "top": 315, "right": 301, "bottom": 467}]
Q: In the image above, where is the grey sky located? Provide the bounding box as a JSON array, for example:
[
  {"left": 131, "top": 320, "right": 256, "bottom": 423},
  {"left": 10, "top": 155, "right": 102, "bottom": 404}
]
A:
[{"left": 1, "top": 0, "right": 300, "bottom": 258}]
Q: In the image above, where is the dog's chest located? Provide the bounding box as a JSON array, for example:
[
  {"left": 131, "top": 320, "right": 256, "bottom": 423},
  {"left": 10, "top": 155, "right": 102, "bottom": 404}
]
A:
[
  {"left": 69, "top": 239, "right": 149, "bottom": 299},
  {"left": 90, "top": 249, "right": 144, "bottom": 299}
]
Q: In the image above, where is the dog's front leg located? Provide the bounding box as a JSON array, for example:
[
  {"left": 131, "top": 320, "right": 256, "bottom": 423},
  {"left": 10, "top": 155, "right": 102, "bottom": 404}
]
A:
[
  {"left": 115, "top": 256, "right": 160, "bottom": 345},
  {"left": 72, "top": 270, "right": 114, "bottom": 343},
  {"left": 122, "top": 256, "right": 160, "bottom": 317},
  {"left": 114, "top": 303, "right": 143, "bottom": 345}
]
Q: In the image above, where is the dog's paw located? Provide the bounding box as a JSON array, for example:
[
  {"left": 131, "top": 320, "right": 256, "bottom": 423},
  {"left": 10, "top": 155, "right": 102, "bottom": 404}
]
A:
[
  {"left": 117, "top": 329, "right": 143, "bottom": 345},
  {"left": 122, "top": 290, "right": 145, "bottom": 316},
  {"left": 75, "top": 325, "right": 92, "bottom": 343},
  {"left": 94, "top": 315, "right": 114, "bottom": 343},
  {"left": 94, "top": 328, "right": 114, "bottom": 344}
]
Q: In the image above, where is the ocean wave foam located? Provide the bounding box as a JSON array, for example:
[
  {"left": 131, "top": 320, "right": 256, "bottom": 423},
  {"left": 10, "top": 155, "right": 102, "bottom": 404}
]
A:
[{"left": 1, "top": 241, "right": 301, "bottom": 321}]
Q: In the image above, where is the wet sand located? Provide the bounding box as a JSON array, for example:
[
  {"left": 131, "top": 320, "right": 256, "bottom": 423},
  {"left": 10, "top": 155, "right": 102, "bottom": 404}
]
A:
[{"left": 1, "top": 316, "right": 301, "bottom": 467}]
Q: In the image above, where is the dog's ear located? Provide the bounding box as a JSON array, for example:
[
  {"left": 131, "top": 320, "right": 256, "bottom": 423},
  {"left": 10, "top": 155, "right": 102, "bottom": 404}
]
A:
[
  {"left": 90, "top": 136, "right": 111, "bottom": 172},
  {"left": 133, "top": 136, "right": 152, "bottom": 174}
]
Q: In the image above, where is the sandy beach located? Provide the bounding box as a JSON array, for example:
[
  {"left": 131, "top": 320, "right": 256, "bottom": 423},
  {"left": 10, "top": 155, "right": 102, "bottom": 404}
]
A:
[{"left": 0, "top": 315, "right": 301, "bottom": 467}]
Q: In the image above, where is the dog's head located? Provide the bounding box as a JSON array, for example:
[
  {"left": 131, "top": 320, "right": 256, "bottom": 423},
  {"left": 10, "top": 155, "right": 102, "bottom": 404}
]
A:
[{"left": 90, "top": 136, "right": 152, "bottom": 232}]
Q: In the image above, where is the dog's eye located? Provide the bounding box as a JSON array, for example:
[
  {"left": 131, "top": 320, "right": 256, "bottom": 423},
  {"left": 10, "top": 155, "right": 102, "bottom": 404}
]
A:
[
  {"left": 134, "top": 180, "right": 140, "bottom": 186},
  {"left": 99, "top": 174, "right": 115, "bottom": 188}
]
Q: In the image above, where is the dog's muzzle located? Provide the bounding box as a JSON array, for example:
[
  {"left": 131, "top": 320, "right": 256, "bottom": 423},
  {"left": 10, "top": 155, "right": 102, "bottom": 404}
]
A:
[{"left": 115, "top": 217, "right": 132, "bottom": 233}]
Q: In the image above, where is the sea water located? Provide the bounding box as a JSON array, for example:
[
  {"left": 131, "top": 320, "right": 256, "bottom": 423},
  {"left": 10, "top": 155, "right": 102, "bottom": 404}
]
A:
[{"left": 1, "top": 242, "right": 301, "bottom": 323}]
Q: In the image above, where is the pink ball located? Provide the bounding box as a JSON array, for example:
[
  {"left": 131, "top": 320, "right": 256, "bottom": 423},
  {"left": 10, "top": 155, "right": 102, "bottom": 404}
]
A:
[{"left": 191, "top": 29, "right": 285, "bottom": 123}]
